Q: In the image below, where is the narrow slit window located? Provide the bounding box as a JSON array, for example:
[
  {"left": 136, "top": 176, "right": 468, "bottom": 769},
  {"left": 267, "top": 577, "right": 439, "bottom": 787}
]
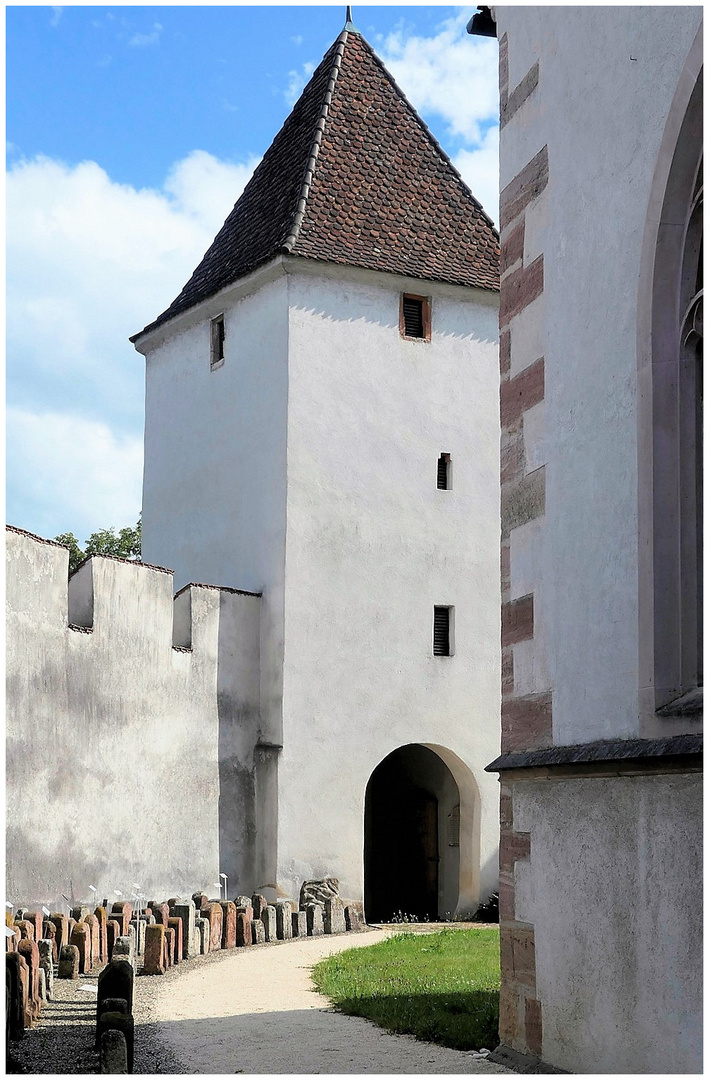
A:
[
  {"left": 210, "top": 314, "right": 225, "bottom": 369},
  {"left": 437, "top": 453, "right": 451, "bottom": 489},
  {"left": 400, "top": 294, "right": 431, "bottom": 341},
  {"left": 433, "top": 606, "right": 452, "bottom": 656}
]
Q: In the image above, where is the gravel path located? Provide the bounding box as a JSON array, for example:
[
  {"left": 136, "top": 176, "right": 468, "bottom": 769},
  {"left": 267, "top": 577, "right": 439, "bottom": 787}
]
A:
[{"left": 9, "top": 927, "right": 513, "bottom": 1074}]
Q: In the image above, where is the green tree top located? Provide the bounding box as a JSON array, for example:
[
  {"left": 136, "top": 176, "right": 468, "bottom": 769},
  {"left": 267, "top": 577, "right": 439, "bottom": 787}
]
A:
[{"left": 55, "top": 518, "right": 141, "bottom": 575}]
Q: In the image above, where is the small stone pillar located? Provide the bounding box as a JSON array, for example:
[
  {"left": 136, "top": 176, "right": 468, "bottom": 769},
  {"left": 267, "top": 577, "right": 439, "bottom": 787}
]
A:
[
  {"left": 142, "top": 925, "right": 166, "bottom": 975},
  {"left": 58, "top": 944, "right": 80, "bottom": 979}
]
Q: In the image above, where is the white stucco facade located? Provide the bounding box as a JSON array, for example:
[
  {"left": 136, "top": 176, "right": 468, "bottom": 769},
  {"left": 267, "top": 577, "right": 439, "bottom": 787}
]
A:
[
  {"left": 137, "top": 256, "right": 501, "bottom": 914},
  {"left": 492, "top": 6, "right": 702, "bottom": 1073}
]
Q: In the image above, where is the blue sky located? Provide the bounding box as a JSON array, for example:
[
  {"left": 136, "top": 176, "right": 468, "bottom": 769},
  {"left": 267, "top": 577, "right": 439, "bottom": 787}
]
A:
[{"left": 7, "top": 5, "right": 499, "bottom": 542}]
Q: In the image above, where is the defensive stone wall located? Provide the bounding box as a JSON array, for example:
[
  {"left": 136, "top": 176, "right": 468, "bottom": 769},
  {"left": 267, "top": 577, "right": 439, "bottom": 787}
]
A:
[{"left": 6, "top": 526, "right": 262, "bottom": 910}]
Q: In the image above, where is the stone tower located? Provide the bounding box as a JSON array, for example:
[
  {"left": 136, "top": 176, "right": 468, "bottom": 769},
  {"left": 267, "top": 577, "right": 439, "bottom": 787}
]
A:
[{"left": 131, "top": 21, "right": 501, "bottom": 915}]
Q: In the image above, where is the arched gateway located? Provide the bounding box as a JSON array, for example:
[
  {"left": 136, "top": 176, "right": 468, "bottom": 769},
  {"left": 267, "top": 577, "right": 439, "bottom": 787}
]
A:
[{"left": 364, "top": 744, "right": 481, "bottom": 922}]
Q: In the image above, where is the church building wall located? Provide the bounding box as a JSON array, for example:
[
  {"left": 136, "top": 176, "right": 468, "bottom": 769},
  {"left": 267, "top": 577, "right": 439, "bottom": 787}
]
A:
[
  {"left": 6, "top": 525, "right": 260, "bottom": 909},
  {"left": 490, "top": 6, "right": 702, "bottom": 1072}
]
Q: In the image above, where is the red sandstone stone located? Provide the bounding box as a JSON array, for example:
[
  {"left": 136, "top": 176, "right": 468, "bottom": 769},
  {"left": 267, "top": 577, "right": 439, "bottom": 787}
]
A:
[
  {"left": 525, "top": 997, "right": 543, "bottom": 1056},
  {"left": 502, "top": 594, "right": 535, "bottom": 647},
  {"left": 500, "top": 358, "right": 545, "bottom": 429},
  {"left": 220, "top": 902, "right": 237, "bottom": 949},
  {"left": 499, "top": 830, "right": 531, "bottom": 873},
  {"left": 499, "top": 255, "right": 544, "bottom": 328},
  {"left": 50, "top": 914, "right": 69, "bottom": 953},
  {"left": 111, "top": 903, "right": 132, "bottom": 936},
  {"left": 94, "top": 906, "right": 109, "bottom": 963},
  {"left": 18, "top": 939, "right": 41, "bottom": 1020},
  {"left": 17, "top": 921, "right": 34, "bottom": 942},
  {"left": 24, "top": 912, "right": 43, "bottom": 943},
  {"left": 106, "top": 919, "right": 121, "bottom": 960},
  {"left": 164, "top": 927, "right": 175, "bottom": 967},
  {"left": 143, "top": 924, "right": 166, "bottom": 975},
  {"left": 501, "top": 691, "right": 553, "bottom": 752},
  {"left": 70, "top": 924, "right": 91, "bottom": 974},
  {"left": 202, "top": 904, "right": 222, "bottom": 951}
]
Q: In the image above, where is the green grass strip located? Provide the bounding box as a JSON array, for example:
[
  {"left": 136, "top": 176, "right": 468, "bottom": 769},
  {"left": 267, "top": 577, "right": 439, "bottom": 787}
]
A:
[{"left": 312, "top": 927, "right": 500, "bottom": 1051}]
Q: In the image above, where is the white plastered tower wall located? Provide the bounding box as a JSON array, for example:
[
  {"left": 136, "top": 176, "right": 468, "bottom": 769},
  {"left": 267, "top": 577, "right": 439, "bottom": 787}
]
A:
[
  {"left": 139, "top": 256, "right": 501, "bottom": 915},
  {"left": 279, "top": 261, "right": 501, "bottom": 913}
]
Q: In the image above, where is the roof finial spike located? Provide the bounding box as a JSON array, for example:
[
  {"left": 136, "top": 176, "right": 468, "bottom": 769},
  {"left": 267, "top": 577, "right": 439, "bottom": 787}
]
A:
[{"left": 344, "top": 5, "right": 357, "bottom": 31}]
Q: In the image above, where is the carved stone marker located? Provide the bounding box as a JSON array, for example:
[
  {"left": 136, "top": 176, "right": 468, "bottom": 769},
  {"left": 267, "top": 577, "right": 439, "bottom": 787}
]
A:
[
  {"left": 6, "top": 951, "right": 28, "bottom": 1038},
  {"left": 219, "top": 902, "right": 237, "bottom": 949},
  {"left": 24, "top": 912, "right": 43, "bottom": 943},
  {"left": 164, "top": 927, "right": 175, "bottom": 967},
  {"left": 192, "top": 893, "right": 209, "bottom": 912},
  {"left": 18, "top": 940, "right": 41, "bottom": 1018},
  {"left": 251, "top": 919, "right": 265, "bottom": 945},
  {"left": 97, "top": 957, "right": 134, "bottom": 1019},
  {"left": 292, "top": 911, "right": 307, "bottom": 938},
  {"left": 37, "top": 940, "right": 54, "bottom": 1000},
  {"left": 235, "top": 913, "right": 251, "bottom": 947},
  {"left": 100, "top": 1028, "right": 128, "bottom": 1074},
  {"left": 51, "top": 914, "right": 69, "bottom": 954},
  {"left": 324, "top": 897, "right": 346, "bottom": 935},
  {"left": 299, "top": 878, "right": 339, "bottom": 910},
  {"left": 17, "top": 921, "right": 34, "bottom": 942},
  {"left": 201, "top": 904, "right": 223, "bottom": 951},
  {"left": 173, "top": 902, "right": 197, "bottom": 960},
  {"left": 111, "top": 903, "right": 132, "bottom": 936},
  {"left": 235, "top": 895, "right": 252, "bottom": 910},
  {"left": 70, "top": 924, "right": 91, "bottom": 973},
  {"left": 306, "top": 904, "right": 324, "bottom": 937},
  {"left": 143, "top": 925, "right": 166, "bottom": 976},
  {"left": 58, "top": 944, "right": 80, "bottom": 979},
  {"left": 112, "top": 935, "right": 134, "bottom": 969},
  {"left": 196, "top": 918, "right": 210, "bottom": 955},
  {"left": 275, "top": 901, "right": 293, "bottom": 941},
  {"left": 97, "top": 1012, "right": 134, "bottom": 1072},
  {"left": 251, "top": 894, "right": 267, "bottom": 918},
  {"left": 71, "top": 906, "right": 90, "bottom": 923},
  {"left": 41, "top": 921, "right": 58, "bottom": 963},
  {"left": 94, "top": 907, "right": 109, "bottom": 963},
  {"left": 345, "top": 906, "right": 364, "bottom": 932},
  {"left": 106, "top": 920, "right": 121, "bottom": 960},
  {"left": 85, "top": 913, "right": 100, "bottom": 967},
  {"left": 167, "top": 918, "right": 183, "bottom": 963},
  {"left": 261, "top": 906, "right": 277, "bottom": 943}
]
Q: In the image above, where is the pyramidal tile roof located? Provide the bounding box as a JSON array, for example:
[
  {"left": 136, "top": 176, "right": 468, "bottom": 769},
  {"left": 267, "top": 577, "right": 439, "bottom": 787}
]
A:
[{"left": 132, "top": 26, "right": 499, "bottom": 341}]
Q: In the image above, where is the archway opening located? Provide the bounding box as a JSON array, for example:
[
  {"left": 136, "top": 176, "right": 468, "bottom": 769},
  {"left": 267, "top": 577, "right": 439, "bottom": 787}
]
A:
[{"left": 364, "top": 744, "right": 461, "bottom": 922}]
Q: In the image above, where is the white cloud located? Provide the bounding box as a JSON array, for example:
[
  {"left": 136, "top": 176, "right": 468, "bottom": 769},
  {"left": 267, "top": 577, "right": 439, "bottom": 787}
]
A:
[
  {"left": 129, "top": 22, "right": 163, "bottom": 48},
  {"left": 284, "top": 62, "right": 315, "bottom": 107},
  {"left": 454, "top": 125, "right": 499, "bottom": 225},
  {"left": 6, "top": 150, "right": 258, "bottom": 538},
  {"left": 50, "top": 7, "right": 63, "bottom": 28},
  {"left": 7, "top": 408, "right": 144, "bottom": 541},
  {"left": 379, "top": 11, "right": 498, "bottom": 145}
]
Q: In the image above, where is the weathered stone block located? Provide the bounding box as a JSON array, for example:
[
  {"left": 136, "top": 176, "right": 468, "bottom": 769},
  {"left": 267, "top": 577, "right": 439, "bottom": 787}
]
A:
[
  {"left": 235, "top": 913, "right": 251, "bottom": 947},
  {"left": 107, "top": 919, "right": 121, "bottom": 960},
  {"left": 143, "top": 925, "right": 165, "bottom": 975},
  {"left": 192, "top": 893, "right": 209, "bottom": 911},
  {"left": 173, "top": 902, "right": 196, "bottom": 960},
  {"left": 97, "top": 1012, "right": 134, "bottom": 1072},
  {"left": 235, "top": 895, "right": 251, "bottom": 910},
  {"left": 344, "top": 906, "right": 364, "bottom": 932},
  {"left": 219, "top": 901, "right": 237, "bottom": 949},
  {"left": 17, "top": 921, "right": 34, "bottom": 942},
  {"left": 50, "top": 914, "right": 69, "bottom": 954},
  {"left": 37, "top": 940, "right": 54, "bottom": 1000},
  {"left": 112, "top": 934, "right": 134, "bottom": 969},
  {"left": 18, "top": 939, "right": 41, "bottom": 1018},
  {"left": 251, "top": 894, "right": 267, "bottom": 918},
  {"left": 167, "top": 918, "right": 183, "bottom": 962},
  {"left": 94, "top": 906, "right": 109, "bottom": 963},
  {"left": 85, "top": 913, "right": 100, "bottom": 968},
  {"left": 6, "top": 952, "right": 29, "bottom": 1039},
  {"left": 251, "top": 919, "right": 265, "bottom": 945},
  {"left": 98, "top": 957, "right": 134, "bottom": 1017},
  {"left": 299, "top": 879, "right": 339, "bottom": 910},
  {"left": 111, "top": 903, "right": 132, "bottom": 936},
  {"left": 58, "top": 944, "right": 80, "bottom": 979},
  {"left": 100, "top": 1028, "right": 128, "bottom": 1074},
  {"left": 235, "top": 903, "right": 253, "bottom": 925},
  {"left": 275, "top": 901, "right": 293, "bottom": 941},
  {"left": 71, "top": 906, "right": 90, "bottom": 923},
  {"left": 164, "top": 927, "right": 175, "bottom": 967},
  {"left": 196, "top": 918, "right": 210, "bottom": 954},
  {"left": 261, "top": 906, "right": 277, "bottom": 942},
  {"left": 151, "top": 902, "right": 169, "bottom": 927},
  {"left": 324, "top": 897, "right": 346, "bottom": 935},
  {"left": 292, "top": 911, "right": 307, "bottom": 938},
  {"left": 41, "top": 921, "right": 58, "bottom": 963},
  {"left": 24, "top": 912, "right": 43, "bottom": 943},
  {"left": 70, "top": 924, "right": 91, "bottom": 974},
  {"left": 306, "top": 904, "right": 324, "bottom": 937},
  {"left": 38, "top": 967, "right": 47, "bottom": 1003},
  {"left": 129, "top": 919, "right": 146, "bottom": 956},
  {"left": 201, "top": 904, "right": 222, "bottom": 951}
]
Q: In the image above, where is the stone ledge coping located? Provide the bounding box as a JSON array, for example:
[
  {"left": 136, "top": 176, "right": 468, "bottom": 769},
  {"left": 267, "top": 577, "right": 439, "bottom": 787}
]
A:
[{"left": 486, "top": 732, "right": 703, "bottom": 773}]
